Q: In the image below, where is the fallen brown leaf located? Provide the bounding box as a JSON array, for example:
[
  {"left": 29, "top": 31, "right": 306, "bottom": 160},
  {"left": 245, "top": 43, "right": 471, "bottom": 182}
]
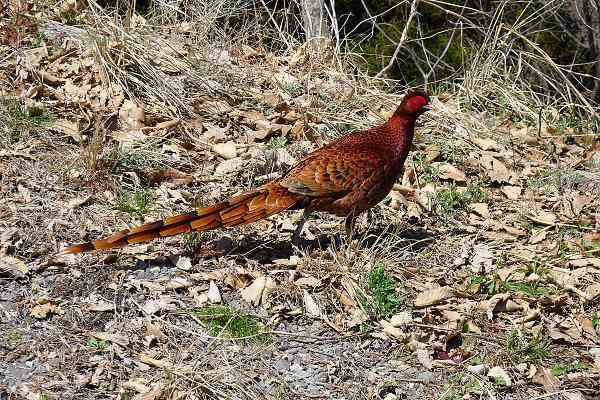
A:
[{"left": 414, "top": 286, "right": 454, "bottom": 307}]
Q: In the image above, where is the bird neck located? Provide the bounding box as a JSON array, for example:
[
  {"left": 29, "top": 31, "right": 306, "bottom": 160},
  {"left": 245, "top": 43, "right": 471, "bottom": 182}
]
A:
[{"left": 386, "top": 113, "right": 416, "bottom": 160}]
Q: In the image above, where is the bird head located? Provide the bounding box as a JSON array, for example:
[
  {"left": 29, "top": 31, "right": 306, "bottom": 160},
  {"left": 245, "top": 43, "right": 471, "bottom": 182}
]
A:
[{"left": 395, "top": 89, "right": 431, "bottom": 117}]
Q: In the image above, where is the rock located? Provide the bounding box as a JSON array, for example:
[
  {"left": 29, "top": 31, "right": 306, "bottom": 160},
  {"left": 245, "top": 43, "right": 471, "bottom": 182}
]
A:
[
  {"left": 212, "top": 141, "right": 237, "bottom": 159},
  {"left": 467, "top": 364, "right": 489, "bottom": 375},
  {"left": 274, "top": 358, "right": 291, "bottom": 371},
  {"left": 416, "top": 371, "right": 434, "bottom": 383},
  {"left": 169, "top": 255, "right": 193, "bottom": 271}
]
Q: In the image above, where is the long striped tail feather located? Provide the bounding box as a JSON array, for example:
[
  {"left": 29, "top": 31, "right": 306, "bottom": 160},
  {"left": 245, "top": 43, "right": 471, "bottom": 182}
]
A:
[{"left": 58, "top": 184, "right": 301, "bottom": 255}]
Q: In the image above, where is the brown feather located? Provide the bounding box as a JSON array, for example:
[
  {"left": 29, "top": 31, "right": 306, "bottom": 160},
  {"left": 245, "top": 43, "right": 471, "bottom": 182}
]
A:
[
  {"left": 58, "top": 184, "right": 302, "bottom": 254},
  {"left": 159, "top": 224, "right": 191, "bottom": 237}
]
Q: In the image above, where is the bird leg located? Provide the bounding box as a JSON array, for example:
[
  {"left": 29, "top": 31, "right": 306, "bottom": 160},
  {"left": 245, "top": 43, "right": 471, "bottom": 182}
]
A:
[
  {"left": 292, "top": 209, "right": 310, "bottom": 247},
  {"left": 344, "top": 213, "right": 356, "bottom": 239}
]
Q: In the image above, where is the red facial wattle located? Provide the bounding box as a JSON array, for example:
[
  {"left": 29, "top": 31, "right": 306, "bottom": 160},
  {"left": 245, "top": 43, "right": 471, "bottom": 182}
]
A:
[{"left": 406, "top": 95, "right": 428, "bottom": 112}]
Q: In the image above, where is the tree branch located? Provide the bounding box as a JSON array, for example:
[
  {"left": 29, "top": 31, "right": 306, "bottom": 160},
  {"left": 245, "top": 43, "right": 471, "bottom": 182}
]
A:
[{"left": 375, "top": 0, "right": 419, "bottom": 79}]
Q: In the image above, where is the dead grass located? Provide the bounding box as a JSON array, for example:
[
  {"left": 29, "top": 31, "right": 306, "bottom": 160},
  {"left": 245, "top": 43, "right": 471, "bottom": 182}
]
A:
[{"left": 1, "top": 0, "right": 599, "bottom": 399}]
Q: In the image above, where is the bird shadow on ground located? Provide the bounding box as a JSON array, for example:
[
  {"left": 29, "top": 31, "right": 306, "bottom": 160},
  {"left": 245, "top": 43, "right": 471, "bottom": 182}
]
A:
[
  {"left": 125, "top": 225, "right": 437, "bottom": 269},
  {"left": 225, "top": 224, "right": 437, "bottom": 265}
]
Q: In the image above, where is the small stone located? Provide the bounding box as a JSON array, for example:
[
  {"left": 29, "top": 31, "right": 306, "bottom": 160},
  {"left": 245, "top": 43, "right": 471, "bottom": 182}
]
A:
[
  {"left": 466, "top": 364, "right": 489, "bottom": 375},
  {"left": 289, "top": 363, "right": 303, "bottom": 373},
  {"left": 274, "top": 358, "right": 290, "bottom": 371},
  {"left": 148, "top": 266, "right": 161, "bottom": 274},
  {"left": 416, "top": 371, "right": 434, "bottom": 383}
]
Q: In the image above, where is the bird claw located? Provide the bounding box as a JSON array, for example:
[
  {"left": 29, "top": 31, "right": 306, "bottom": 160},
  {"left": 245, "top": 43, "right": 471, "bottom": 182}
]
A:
[{"left": 291, "top": 231, "right": 301, "bottom": 247}]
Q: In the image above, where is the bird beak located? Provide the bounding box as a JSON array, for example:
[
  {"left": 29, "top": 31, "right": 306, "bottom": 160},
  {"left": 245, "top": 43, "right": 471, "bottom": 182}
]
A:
[{"left": 422, "top": 104, "right": 432, "bottom": 111}]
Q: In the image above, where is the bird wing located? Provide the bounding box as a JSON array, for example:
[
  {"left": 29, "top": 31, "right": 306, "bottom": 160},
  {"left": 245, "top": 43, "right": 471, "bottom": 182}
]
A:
[{"left": 279, "top": 146, "right": 388, "bottom": 198}]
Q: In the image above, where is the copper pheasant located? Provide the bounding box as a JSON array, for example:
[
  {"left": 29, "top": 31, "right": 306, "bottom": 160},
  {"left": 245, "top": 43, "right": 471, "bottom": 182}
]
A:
[{"left": 60, "top": 90, "right": 431, "bottom": 254}]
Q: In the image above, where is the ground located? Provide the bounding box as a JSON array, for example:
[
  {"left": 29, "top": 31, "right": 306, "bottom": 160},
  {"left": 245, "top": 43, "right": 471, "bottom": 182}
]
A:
[{"left": 1, "top": 4, "right": 600, "bottom": 400}]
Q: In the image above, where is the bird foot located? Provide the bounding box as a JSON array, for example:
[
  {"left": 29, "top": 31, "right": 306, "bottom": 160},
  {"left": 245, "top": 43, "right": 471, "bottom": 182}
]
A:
[
  {"left": 292, "top": 232, "right": 301, "bottom": 247},
  {"left": 292, "top": 230, "right": 308, "bottom": 251}
]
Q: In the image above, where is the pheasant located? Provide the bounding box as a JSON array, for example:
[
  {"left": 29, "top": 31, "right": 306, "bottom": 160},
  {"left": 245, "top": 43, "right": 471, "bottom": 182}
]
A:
[{"left": 59, "top": 89, "right": 431, "bottom": 254}]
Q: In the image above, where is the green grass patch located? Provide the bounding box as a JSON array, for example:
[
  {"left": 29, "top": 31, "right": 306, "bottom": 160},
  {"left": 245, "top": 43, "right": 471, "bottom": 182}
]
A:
[
  {"left": 551, "top": 362, "right": 590, "bottom": 377},
  {"left": 506, "top": 327, "right": 550, "bottom": 364},
  {"left": 526, "top": 166, "right": 589, "bottom": 192},
  {"left": 3, "top": 331, "right": 24, "bottom": 349},
  {"left": 86, "top": 338, "right": 107, "bottom": 352},
  {"left": 115, "top": 188, "right": 153, "bottom": 218},
  {"left": 182, "top": 231, "right": 203, "bottom": 253},
  {"left": 592, "top": 313, "right": 599, "bottom": 329},
  {"left": 502, "top": 280, "right": 553, "bottom": 296},
  {"left": 469, "top": 271, "right": 553, "bottom": 297},
  {"left": 191, "top": 305, "right": 269, "bottom": 342},
  {"left": 280, "top": 82, "right": 303, "bottom": 97},
  {"left": 414, "top": 152, "right": 440, "bottom": 183},
  {"left": 439, "top": 373, "right": 482, "bottom": 399},
  {"left": 238, "top": 99, "right": 275, "bottom": 115},
  {"left": 358, "top": 263, "right": 404, "bottom": 320},
  {"left": 553, "top": 108, "right": 600, "bottom": 136},
  {"left": 105, "top": 144, "right": 166, "bottom": 175},
  {"left": 273, "top": 383, "right": 290, "bottom": 400},
  {"left": 59, "top": 9, "right": 84, "bottom": 25},
  {"left": 435, "top": 183, "right": 487, "bottom": 217},
  {"left": 31, "top": 32, "right": 45, "bottom": 47},
  {"left": 435, "top": 139, "right": 465, "bottom": 164},
  {"left": 265, "top": 136, "right": 288, "bottom": 150},
  {"left": 0, "top": 97, "right": 53, "bottom": 142},
  {"left": 468, "top": 355, "right": 482, "bottom": 365}
]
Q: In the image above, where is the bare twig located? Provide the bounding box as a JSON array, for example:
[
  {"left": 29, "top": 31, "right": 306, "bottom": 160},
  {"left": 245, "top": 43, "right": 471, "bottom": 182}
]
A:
[{"left": 374, "top": 0, "right": 419, "bottom": 79}]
